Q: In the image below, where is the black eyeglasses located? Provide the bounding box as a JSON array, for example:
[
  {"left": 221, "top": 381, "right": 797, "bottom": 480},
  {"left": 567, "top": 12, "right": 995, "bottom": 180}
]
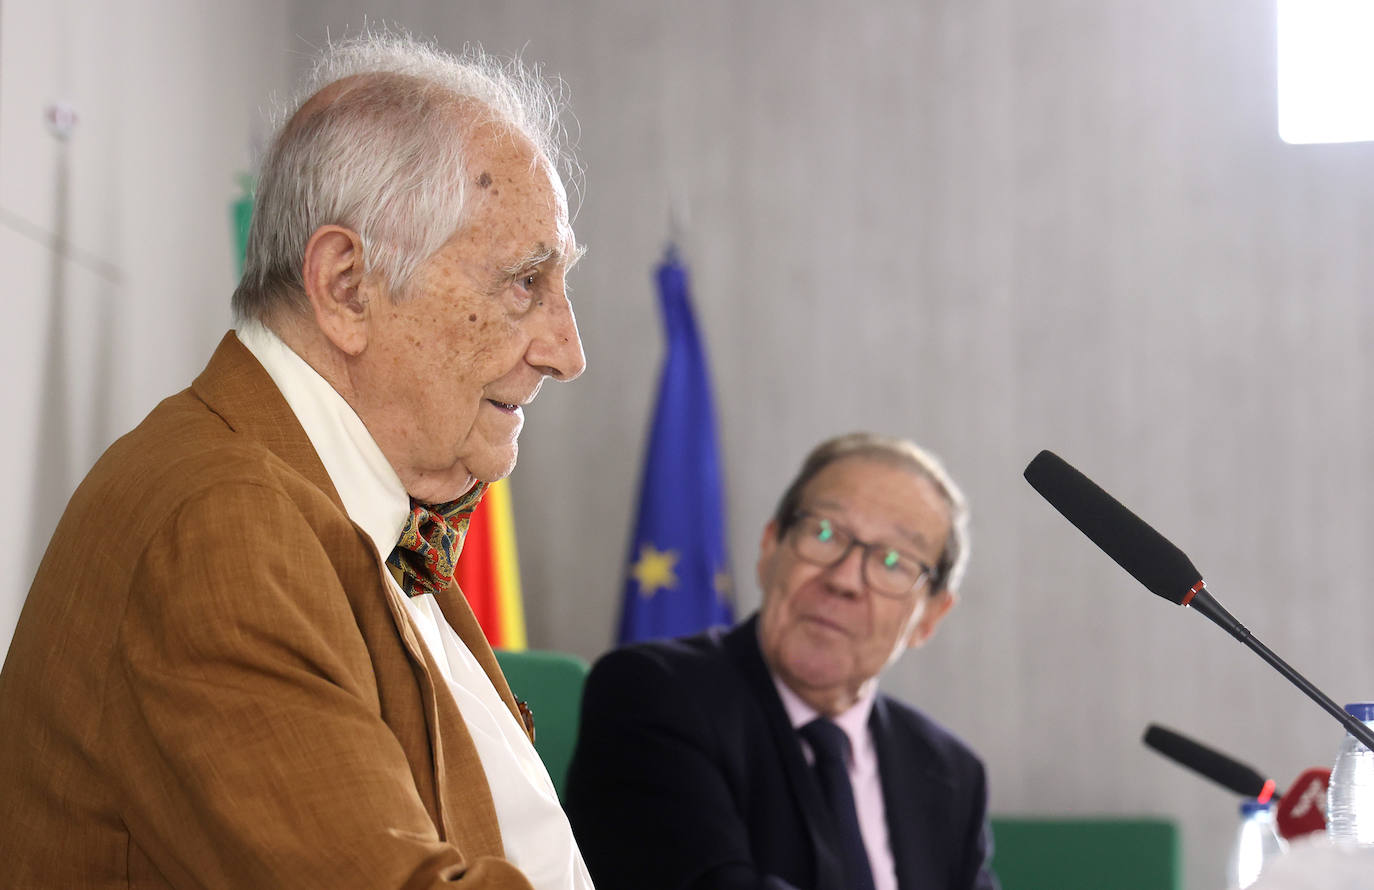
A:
[{"left": 786, "top": 512, "right": 935, "bottom": 598}]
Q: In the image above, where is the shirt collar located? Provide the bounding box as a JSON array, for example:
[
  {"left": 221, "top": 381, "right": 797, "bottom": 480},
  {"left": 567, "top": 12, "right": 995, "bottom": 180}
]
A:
[
  {"left": 234, "top": 322, "right": 410, "bottom": 561},
  {"left": 772, "top": 669, "right": 877, "bottom": 761}
]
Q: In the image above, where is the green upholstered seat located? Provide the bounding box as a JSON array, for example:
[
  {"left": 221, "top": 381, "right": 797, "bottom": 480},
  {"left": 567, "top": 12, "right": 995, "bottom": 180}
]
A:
[
  {"left": 493, "top": 648, "right": 590, "bottom": 802},
  {"left": 989, "top": 816, "right": 1181, "bottom": 890}
]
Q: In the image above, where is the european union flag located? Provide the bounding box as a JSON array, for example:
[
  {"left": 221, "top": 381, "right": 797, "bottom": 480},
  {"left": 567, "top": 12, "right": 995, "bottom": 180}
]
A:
[{"left": 618, "top": 245, "right": 733, "bottom": 644}]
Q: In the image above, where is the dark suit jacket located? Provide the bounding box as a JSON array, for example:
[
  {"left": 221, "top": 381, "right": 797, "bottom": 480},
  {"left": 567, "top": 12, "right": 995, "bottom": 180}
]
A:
[
  {"left": 0, "top": 333, "right": 537, "bottom": 889},
  {"left": 565, "top": 615, "right": 997, "bottom": 890}
]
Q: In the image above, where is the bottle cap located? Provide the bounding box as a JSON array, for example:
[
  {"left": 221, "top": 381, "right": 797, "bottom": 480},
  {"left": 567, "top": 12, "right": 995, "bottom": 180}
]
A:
[
  {"left": 1240, "top": 799, "right": 1272, "bottom": 815},
  {"left": 1343, "top": 702, "right": 1374, "bottom": 722}
]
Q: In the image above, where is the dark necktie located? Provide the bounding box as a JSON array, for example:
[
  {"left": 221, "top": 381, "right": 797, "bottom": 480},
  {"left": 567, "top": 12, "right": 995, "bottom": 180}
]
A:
[
  {"left": 385, "top": 483, "right": 487, "bottom": 597},
  {"left": 800, "top": 718, "right": 878, "bottom": 890}
]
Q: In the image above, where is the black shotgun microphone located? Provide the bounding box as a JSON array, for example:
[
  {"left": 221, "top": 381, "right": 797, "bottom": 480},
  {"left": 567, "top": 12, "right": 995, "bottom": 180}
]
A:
[
  {"left": 1143, "top": 723, "right": 1278, "bottom": 801},
  {"left": 1024, "top": 449, "right": 1374, "bottom": 754}
]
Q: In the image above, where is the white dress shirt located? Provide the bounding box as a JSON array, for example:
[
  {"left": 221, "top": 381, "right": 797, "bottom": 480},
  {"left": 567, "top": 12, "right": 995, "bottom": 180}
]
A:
[
  {"left": 236, "top": 323, "right": 593, "bottom": 890},
  {"left": 774, "top": 675, "right": 898, "bottom": 890}
]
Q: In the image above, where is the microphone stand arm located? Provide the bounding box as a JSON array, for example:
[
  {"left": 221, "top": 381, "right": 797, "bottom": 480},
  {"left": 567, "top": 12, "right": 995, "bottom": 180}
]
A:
[{"left": 1190, "top": 587, "right": 1374, "bottom": 753}]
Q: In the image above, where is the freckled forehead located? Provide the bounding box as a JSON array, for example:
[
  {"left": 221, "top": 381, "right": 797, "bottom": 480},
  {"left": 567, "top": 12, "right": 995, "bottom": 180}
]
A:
[{"left": 464, "top": 124, "right": 574, "bottom": 253}]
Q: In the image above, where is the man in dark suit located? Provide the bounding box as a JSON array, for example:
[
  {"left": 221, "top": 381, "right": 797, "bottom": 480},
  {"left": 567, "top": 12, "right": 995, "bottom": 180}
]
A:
[{"left": 566, "top": 432, "right": 997, "bottom": 890}]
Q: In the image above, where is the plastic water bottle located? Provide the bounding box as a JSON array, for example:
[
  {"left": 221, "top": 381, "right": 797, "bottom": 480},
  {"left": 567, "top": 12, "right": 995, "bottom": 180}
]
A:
[
  {"left": 1327, "top": 701, "right": 1374, "bottom": 845},
  {"left": 1226, "top": 799, "right": 1286, "bottom": 889}
]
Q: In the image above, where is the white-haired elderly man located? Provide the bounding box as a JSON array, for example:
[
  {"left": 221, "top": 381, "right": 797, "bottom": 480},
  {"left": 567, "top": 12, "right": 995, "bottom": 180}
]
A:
[{"left": 0, "top": 33, "right": 589, "bottom": 890}]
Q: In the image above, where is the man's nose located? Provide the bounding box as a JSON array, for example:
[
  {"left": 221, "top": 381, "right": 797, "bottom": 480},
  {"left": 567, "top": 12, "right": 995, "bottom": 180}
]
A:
[
  {"left": 823, "top": 544, "right": 868, "bottom": 597},
  {"left": 529, "top": 296, "right": 586, "bottom": 382}
]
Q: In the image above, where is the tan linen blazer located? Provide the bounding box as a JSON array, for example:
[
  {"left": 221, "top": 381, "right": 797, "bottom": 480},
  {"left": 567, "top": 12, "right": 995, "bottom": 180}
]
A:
[{"left": 0, "top": 333, "right": 540, "bottom": 889}]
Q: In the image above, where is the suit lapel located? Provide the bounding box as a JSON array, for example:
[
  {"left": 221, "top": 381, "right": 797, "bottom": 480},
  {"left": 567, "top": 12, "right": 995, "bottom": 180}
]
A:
[
  {"left": 371, "top": 557, "right": 505, "bottom": 855},
  {"left": 434, "top": 584, "right": 526, "bottom": 734},
  {"left": 724, "top": 616, "right": 849, "bottom": 890},
  {"left": 871, "top": 696, "right": 954, "bottom": 890}
]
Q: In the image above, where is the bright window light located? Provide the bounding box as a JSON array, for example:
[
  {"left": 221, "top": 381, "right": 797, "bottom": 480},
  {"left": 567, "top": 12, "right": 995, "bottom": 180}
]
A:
[{"left": 1277, "top": 0, "right": 1374, "bottom": 144}]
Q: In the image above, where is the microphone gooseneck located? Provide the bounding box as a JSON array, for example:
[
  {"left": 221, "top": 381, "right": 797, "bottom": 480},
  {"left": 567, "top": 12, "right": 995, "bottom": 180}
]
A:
[{"left": 1025, "top": 449, "right": 1374, "bottom": 754}]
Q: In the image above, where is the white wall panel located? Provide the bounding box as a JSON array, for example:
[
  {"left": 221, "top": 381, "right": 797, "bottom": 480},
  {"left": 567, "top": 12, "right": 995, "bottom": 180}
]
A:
[{"left": 0, "top": 0, "right": 292, "bottom": 656}]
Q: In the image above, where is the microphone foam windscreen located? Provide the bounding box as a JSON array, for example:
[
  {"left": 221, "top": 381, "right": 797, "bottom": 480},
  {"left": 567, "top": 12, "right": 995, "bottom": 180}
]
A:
[
  {"left": 1024, "top": 450, "right": 1202, "bottom": 604},
  {"left": 1143, "top": 724, "right": 1269, "bottom": 797}
]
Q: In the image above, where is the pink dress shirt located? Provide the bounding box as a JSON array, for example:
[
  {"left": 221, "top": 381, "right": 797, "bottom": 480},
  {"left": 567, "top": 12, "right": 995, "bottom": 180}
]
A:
[{"left": 773, "top": 676, "right": 899, "bottom": 890}]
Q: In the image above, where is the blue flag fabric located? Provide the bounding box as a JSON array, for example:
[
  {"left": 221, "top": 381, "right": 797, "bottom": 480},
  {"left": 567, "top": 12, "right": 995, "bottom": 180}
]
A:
[{"left": 618, "top": 246, "right": 734, "bottom": 644}]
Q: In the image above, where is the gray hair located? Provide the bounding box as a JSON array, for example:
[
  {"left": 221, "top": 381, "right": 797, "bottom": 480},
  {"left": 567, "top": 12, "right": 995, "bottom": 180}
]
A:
[
  {"left": 771, "top": 431, "right": 971, "bottom": 594},
  {"left": 232, "top": 29, "right": 578, "bottom": 323}
]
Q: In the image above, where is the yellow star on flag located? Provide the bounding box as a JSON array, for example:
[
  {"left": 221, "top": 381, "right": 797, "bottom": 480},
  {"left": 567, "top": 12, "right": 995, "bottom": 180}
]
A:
[{"left": 631, "top": 543, "right": 680, "bottom": 597}]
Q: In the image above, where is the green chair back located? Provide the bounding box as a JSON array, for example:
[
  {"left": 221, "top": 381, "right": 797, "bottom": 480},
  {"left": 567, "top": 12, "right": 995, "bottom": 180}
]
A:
[
  {"left": 493, "top": 648, "right": 590, "bottom": 802},
  {"left": 990, "top": 816, "right": 1181, "bottom": 890}
]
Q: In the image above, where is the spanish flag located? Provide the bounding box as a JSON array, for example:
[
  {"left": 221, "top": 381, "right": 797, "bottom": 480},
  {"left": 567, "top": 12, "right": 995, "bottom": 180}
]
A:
[{"left": 454, "top": 477, "right": 528, "bottom": 649}]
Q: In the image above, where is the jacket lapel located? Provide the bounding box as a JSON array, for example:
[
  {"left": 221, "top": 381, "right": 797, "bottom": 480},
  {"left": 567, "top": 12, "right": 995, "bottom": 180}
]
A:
[
  {"left": 434, "top": 584, "right": 526, "bottom": 735},
  {"left": 724, "top": 616, "right": 849, "bottom": 890},
  {"left": 871, "top": 696, "right": 955, "bottom": 890}
]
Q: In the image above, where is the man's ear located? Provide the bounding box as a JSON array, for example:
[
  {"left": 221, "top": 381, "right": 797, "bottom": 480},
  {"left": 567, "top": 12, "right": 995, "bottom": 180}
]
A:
[
  {"left": 302, "top": 225, "right": 370, "bottom": 356},
  {"left": 756, "top": 520, "right": 781, "bottom": 589},
  {"left": 906, "top": 588, "right": 957, "bottom": 649}
]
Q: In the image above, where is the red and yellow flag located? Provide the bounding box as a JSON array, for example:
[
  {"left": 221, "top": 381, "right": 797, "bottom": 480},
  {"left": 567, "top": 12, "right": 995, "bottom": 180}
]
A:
[{"left": 454, "top": 477, "right": 528, "bottom": 649}]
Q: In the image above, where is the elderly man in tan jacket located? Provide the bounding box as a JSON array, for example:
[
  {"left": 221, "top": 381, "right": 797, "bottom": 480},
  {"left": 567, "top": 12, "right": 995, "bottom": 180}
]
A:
[{"left": 0, "top": 31, "right": 592, "bottom": 890}]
